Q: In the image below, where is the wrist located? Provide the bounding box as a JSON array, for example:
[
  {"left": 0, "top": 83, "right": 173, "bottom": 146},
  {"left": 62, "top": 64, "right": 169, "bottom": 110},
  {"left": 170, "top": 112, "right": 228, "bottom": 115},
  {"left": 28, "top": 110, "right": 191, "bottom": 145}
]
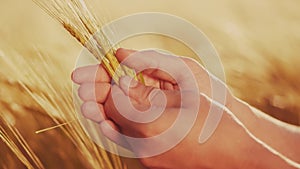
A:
[{"left": 194, "top": 94, "right": 249, "bottom": 168}]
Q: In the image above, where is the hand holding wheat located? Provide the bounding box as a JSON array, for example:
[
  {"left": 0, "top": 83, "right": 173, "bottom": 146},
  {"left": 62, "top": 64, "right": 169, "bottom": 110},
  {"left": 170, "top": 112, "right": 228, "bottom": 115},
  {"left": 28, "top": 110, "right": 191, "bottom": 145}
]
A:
[{"left": 73, "top": 48, "right": 300, "bottom": 169}]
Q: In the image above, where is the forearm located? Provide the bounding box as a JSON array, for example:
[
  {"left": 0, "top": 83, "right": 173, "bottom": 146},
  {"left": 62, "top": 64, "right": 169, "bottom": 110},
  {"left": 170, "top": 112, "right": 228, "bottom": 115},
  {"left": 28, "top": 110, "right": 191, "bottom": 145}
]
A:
[{"left": 225, "top": 95, "right": 300, "bottom": 168}]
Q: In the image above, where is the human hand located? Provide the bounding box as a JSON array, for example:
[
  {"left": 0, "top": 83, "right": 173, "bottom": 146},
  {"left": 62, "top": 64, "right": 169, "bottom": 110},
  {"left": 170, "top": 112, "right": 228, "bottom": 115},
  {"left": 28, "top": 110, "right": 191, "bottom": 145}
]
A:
[{"left": 72, "top": 48, "right": 233, "bottom": 169}]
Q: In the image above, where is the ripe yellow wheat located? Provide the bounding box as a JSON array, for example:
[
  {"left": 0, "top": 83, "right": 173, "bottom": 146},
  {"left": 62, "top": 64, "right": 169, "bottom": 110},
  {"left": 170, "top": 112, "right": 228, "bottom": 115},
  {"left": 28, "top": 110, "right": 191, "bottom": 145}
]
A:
[{"left": 0, "top": 50, "right": 126, "bottom": 168}]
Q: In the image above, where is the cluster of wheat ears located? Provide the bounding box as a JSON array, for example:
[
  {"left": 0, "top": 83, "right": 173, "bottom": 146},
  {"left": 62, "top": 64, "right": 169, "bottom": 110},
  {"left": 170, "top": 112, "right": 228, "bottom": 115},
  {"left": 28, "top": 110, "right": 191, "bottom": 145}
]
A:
[{"left": 0, "top": 0, "right": 136, "bottom": 168}]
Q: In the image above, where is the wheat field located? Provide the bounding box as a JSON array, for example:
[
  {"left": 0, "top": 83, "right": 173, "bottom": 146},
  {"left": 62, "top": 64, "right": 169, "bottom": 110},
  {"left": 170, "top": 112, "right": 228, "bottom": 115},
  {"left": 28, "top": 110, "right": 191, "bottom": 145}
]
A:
[{"left": 0, "top": 0, "right": 299, "bottom": 168}]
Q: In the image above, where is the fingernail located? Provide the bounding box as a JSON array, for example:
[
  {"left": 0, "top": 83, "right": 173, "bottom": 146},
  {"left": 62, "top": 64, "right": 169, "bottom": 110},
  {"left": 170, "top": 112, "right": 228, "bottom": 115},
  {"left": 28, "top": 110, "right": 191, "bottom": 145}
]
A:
[
  {"left": 120, "top": 76, "right": 138, "bottom": 88},
  {"left": 71, "top": 71, "right": 75, "bottom": 80},
  {"left": 81, "top": 102, "right": 104, "bottom": 123},
  {"left": 71, "top": 70, "right": 80, "bottom": 83}
]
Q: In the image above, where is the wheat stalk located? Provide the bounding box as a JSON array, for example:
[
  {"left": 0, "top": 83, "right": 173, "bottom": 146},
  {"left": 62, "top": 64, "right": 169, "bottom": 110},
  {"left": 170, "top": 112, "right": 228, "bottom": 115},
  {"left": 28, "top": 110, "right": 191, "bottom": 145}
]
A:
[
  {"left": 0, "top": 50, "right": 126, "bottom": 169},
  {"left": 0, "top": 114, "right": 45, "bottom": 169}
]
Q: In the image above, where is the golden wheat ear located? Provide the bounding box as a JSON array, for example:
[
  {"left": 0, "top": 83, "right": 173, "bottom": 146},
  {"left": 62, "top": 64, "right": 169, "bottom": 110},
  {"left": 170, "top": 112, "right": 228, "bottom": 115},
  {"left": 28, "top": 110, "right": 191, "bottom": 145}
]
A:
[
  {"left": 30, "top": 0, "right": 142, "bottom": 135},
  {"left": 32, "top": 0, "right": 144, "bottom": 84}
]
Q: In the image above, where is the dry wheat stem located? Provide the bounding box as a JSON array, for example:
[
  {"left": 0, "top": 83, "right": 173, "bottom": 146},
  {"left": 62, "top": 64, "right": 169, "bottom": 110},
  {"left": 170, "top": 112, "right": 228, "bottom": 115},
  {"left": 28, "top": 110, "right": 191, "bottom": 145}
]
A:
[
  {"left": 1, "top": 50, "right": 124, "bottom": 169},
  {"left": 35, "top": 119, "right": 76, "bottom": 134},
  {"left": 0, "top": 115, "right": 45, "bottom": 169}
]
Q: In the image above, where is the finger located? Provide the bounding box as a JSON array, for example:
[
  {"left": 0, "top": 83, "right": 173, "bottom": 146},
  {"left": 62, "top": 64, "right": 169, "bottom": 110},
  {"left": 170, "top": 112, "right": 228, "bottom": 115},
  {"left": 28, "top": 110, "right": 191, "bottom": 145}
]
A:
[
  {"left": 160, "top": 80, "right": 177, "bottom": 90},
  {"left": 78, "top": 83, "right": 111, "bottom": 103},
  {"left": 72, "top": 64, "right": 110, "bottom": 84},
  {"left": 81, "top": 101, "right": 106, "bottom": 123},
  {"left": 115, "top": 48, "right": 136, "bottom": 59},
  {"left": 142, "top": 68, "right": 177, "bottom": 85},
  {"left": 116, "top": 48, "right": 177, "bottom": 84},
  {"left": 99, "top": 120, "right": 132, "bottom": 150},
  {"left": 119, "top": 76, "right": 181, "bottom": 108}
]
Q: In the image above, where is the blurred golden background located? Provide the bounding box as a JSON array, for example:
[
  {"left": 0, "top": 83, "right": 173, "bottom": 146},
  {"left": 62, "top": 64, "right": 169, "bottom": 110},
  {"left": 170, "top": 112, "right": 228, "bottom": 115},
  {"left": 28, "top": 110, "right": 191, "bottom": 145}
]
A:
[{"left": 0, "top": 0, "right": 299, "bottom": 168}]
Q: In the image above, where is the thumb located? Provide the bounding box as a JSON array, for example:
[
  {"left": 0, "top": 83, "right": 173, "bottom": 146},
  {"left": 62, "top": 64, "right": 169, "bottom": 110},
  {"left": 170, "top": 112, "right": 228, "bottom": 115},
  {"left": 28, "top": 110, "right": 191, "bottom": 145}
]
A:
[
  {"left": 116, "top": 48, "right": 177, "bottom": 83},
  {"left": 119, "top": 76, "right": 181, "bottom": 108},
  {"left": 115, "top": 48, "right": 136, "bottom": 61}
]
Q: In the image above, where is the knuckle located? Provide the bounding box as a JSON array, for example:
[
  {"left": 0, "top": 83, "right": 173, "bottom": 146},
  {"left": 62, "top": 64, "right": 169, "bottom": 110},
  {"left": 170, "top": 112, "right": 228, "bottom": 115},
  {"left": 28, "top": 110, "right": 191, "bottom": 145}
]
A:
[
  {"left": 95, "top": 83, "right": 111, "bottom": 101},
  {"left": 131, "top": 85, "right": 153, "bottom": 104},
  {"left": 143, "top": 125, "right": 159, "bottom": 137},
  {"left": 78, "top": 83, "right": 93, "bottom": 100}
]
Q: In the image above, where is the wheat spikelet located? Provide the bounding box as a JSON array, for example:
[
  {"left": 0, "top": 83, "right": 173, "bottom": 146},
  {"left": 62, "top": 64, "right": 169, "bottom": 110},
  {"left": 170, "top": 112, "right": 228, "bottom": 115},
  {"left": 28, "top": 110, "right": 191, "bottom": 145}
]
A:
[{"left": 32, "top": 0, "right": 142, "bottom": 84}]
